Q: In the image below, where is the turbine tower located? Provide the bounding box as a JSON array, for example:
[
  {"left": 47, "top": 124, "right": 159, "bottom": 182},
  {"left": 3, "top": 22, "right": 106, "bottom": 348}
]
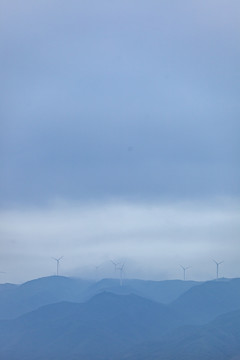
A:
[
  {"left": 111, "top": 260, "right": 119, "bottom": 275},
  {"left": 180, "top": 265, "right": 191, "bottom": 281},
  {"left": 52, "top": 257, "right": 63, "bottom": 276},
  {"left": 213, "top": 259, "right": 223, "bottom": 279},
  {"left": 117, "top": 263, "right": 125, "bottom": 286},
  {"left": 95, "top": 265, "right": 100, "bottom": 282}
]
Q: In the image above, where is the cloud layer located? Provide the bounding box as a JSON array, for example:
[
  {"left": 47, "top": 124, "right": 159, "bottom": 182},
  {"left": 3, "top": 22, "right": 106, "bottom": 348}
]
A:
[
  {"left": 0, "top": 1, "right": 239, "bottom": 283},
  {"left": 1, "top": 0, "right": 239, "bottom": 205},
  {"left": 1, "top": 198, "right": 239, "bottom": 283}
]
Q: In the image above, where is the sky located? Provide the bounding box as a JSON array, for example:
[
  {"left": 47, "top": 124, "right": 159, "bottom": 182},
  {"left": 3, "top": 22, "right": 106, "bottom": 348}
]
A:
[{"left": 0, "top": 0, "right": 239, "bottom": 283}]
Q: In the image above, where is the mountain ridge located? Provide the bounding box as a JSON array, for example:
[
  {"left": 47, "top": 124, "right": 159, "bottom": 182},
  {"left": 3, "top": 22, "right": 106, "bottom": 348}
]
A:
[{"left": 0, "top": 275, "right": 200, "bottom": 319}]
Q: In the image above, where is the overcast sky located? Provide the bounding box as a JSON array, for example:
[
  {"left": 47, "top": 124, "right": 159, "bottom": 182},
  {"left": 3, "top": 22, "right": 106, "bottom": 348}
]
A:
[{"left": 0, "top": 0, "right": 239, "bottom": 283}]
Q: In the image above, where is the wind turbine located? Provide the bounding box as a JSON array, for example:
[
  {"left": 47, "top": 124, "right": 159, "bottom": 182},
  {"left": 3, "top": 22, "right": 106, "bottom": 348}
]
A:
[
  {"left": 95, "top": 265, "right": 101, "bottom": 282},
  {"left": 180, "top": 265, "right": 191, "bottom": 281},
  {"left": 111, "top": 260, "right": 119, "bottom": 275},
  {"left": 52, "top": 257, "right": 63, "bottom": 276},
  {"left": 117, "top": 263, "right": 125, "bottom": 286},
  {"left": 212, "top": 259, "right": 223, "bottom": 279}
]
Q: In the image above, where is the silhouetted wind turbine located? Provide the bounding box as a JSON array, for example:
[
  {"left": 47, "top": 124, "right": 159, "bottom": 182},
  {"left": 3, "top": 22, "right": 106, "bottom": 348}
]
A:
[
  {"left": 212, "top": 259, "right": 223, "bottom": 279},
  {"left": 117, "top": 263, "right": 125, "bottom": 286},
  {"left": 52, "top": 257, "right": 63, "bottom": 276},
  {"left": 95, "top": 265, "right": 101, "bottom": 282},
  {"left": 180, "top": 265, "right": 191, "bottom": 281},
  {"left": 111, "top": 260, "right": 119, "bottom": 275}
]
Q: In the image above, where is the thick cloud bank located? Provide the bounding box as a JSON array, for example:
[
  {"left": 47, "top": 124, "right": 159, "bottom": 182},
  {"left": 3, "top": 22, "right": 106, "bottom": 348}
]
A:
[
  {"left": 1, "top": 0, "right": 239, "bottom": 205},
  {"left": 0, "top": 198, "right": 239, "bottom": 283}
]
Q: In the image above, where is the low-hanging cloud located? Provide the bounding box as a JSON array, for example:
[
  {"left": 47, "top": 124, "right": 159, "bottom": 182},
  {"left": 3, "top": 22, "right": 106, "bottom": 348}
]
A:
[
  {"left": 0, "top": 197, "right": 239, "bottom": 283},
  {"left": 1, "top": 0, "right": 240, "bottom": 206}
]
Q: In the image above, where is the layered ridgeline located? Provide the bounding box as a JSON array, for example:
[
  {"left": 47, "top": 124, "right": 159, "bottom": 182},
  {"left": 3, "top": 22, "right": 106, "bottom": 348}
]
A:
[
  {"left": 0, "top": 277, "right": 239, "bottom": 359},
  {"left": 125, "top": 309, "right": 240, "bottom": 360},
  {"left": 0, "top": 293, "right": 182, "bottom": 360},
  {"left": 0, "top": 276, "right": 199, "bottom": 319},
  {"left": 171, "top": 278, "right": 240, "bottom": 324}
]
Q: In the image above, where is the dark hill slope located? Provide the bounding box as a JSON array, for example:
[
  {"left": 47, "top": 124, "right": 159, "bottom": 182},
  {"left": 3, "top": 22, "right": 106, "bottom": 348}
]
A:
[
  {"left": 171, "top": 278, "right": 240, "bottom": 324},
  {"left": 0, "top": 292, "right": 182, "bottom": 360},
  {"left": 0, "top": 276, "right": 199, "bottom": 319},
  {"left": 0, "top": 276, "right": 93, "bottom": 319},
  {"left": 0, "top": 283, "right": 18, "bottom": 294},
  {"left": 87, "top": 278, "right": 200, "bottom": 303},
  {"left": 125, "top": 309, "right": 240, "bottom": 360}
]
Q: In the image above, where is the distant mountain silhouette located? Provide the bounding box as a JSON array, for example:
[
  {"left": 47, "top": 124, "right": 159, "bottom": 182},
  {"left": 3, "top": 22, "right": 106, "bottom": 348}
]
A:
[
  {"left": 0, "top": 276, "right": 199, "bottom": 319},
  {"left": 125, "top": 309, "right": 240, "bottom": 360},
  {"left": 171, "top": 278, "right": 240, "bottom": 324},
  {"left": 0, "top": 292, "right": 182, "bottom": 360},
  {"left": 0, "top": 283, "right": 18, "bottom": 293},
  {"left": 87, "top": 278, "right": 200, "bottom": 303},
  {"left": 0, "top": 278, "right": 240, "bottom": 359},
  {"left": 0, "top": 276, "right": 93, "bottom": 319}
]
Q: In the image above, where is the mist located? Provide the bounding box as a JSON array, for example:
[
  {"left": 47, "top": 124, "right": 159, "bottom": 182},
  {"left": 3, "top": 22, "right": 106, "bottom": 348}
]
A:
[{"left": 0, "top": 197, "right": 239, "bottom": 283}]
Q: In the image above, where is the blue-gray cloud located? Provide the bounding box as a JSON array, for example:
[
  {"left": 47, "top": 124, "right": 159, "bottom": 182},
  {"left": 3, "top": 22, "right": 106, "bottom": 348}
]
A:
[
  {"left": 0, "top": 0, "right": 239, "bottom": 207},
  {"left": 0, "top": 198, "right": 239, "bottom": 283}
]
